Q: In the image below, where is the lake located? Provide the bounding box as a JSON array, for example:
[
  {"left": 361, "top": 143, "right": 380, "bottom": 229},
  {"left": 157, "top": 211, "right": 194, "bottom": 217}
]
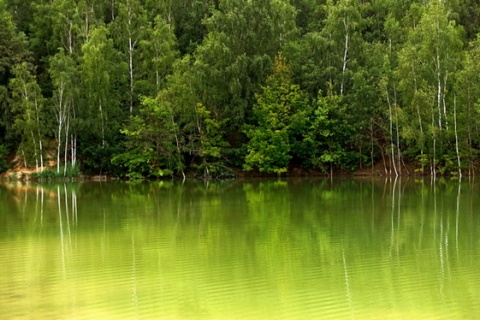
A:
[{"left": 1, "top": 178, "right": 479, "bottom": 319}]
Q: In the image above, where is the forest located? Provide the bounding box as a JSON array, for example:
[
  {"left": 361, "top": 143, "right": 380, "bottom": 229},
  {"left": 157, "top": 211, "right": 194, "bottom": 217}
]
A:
[{"left": 1, "top": 0, "right": 480, "bottom": 178}]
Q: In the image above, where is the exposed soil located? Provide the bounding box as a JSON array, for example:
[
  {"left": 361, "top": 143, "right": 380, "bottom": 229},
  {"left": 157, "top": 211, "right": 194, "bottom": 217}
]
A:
[{"left": 0, "top": 152, "right": 424, "bottom": 181}]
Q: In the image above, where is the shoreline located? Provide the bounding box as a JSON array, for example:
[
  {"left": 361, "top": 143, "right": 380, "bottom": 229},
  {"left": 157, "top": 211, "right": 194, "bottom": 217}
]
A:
[{"left": 0, "top": 162, "right": 445, "bottom": 182}]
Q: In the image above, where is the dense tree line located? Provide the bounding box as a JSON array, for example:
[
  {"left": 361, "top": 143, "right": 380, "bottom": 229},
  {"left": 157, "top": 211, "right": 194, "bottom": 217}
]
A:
[{"left": 2, "top": 0, "right": 480, "bottom": 178}]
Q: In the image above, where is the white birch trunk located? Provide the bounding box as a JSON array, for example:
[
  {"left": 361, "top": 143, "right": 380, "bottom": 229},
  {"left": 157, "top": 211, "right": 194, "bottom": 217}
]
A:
[
  {"left": 30, "top": 130, "right": 39, "bottom": 172},
  {"left": 34, "top": 98, "right": 43, "bottom": 172},
  {"left": 71, "top": 104, "right": 77, "bottom": 169},
  {"left": 71, "top": 134, "right": 77, "bottom": 168},
  {"left": 39, "top": 139, "right": 44, "bottom": 172},
  {"left": 57, "top": 119, "right": 62, "bottom": 173},
  {"left": 22, "top": 149, "right": 27, "bottom": 168},
  {"left": 172, "top": 115, "right": 184, "bottom": 179},
  {"left": 85, "top": 6, "right": 90, "bottom": 41},
  {"left": 385, "top": 87, "right": 398, "bottom": 176},
  {"left": 431, "top": 107, "right": 436, "bottom": 178},
  {"left": 442, "top": 73, "right": 448, "bottom": 130},
  {"left": 111, "top": 0, "right": 115, "bottom": 21},
  {"left": 100, "top": 100, "right": 105, "bottom": 148},
  {"left": 67, "top": 21, "right": 73, "bottom": 54},
  {"left": 127, "top": 1, "right": 137, "bottom": 115},
  {"left": 393, "top": 84, "right": 402, "bottom": 175},
  {"left": 129, "top": 36, "right": 134, "bottom": 114},
  {"left": 340, "top": 14, "right": 349, "bottom": 96},
  {"left": 436, "top": 51, "right": 443, "bottom": 131},
  {"left": 56, "top": 83, "right": 65, "bottom": 173},
  {"left": 64, "top": 114, "right": 70, "bottom": 177},
  {"left": 453, "top": 95, "right": 461, "bottom": 177},
  {"left": 411, "top": 61, "right": 424, "bottom": 170}
]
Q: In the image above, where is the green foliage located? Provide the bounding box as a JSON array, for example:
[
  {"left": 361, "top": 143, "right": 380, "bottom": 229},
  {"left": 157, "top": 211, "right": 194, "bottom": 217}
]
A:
[
  {"left": 9, "top": 62, "right": 46, "bottom": 170},
  {"left": 111, "top": 96, "right": 181, "bottom": 179},
  {"left": 192, "top": 103, "right": 231, "bottom": 178},
  {"left": 244, "top": 127, "right": 291, "bottom": 174},
  {"left": 303, "top": 88, "right": 359, "bottom": 172},
  {"left": 138, "top": 15, "right": 178, "bottom": 95},
  {"left": 30, "top": 165, "right": 80, "bottom": 180},
  {"left": 80, "top": 143, "right": 122, "bottom": 175},
  {"left": 171, "top": 0, "right": 214, "bottom": 55},
  {"left": 2, "top": 0, "right": 480, "bottom": 177},
  {"left": 109, "top": 0, "right": 149, "bottom": 113},
  {"left": 398, "top": 2, "right": 464, "bottom": 174},
  {"left": 0, "top": 145, "right": 9, "bottom": 173},
  {"left": 244, "top": 54, "right": 309, "bottom": 174},
  {"left": 193, "top": 0, "right": 298, "bottom": 127},
  {"left": 49, "top": 48, "right": 79, "bottom": 172},
  {"left": 79, "top": 24, "right": 126, "bottom": 153},
  {"left": 0, "top": 6, "right": 29, "bottom": 82}
]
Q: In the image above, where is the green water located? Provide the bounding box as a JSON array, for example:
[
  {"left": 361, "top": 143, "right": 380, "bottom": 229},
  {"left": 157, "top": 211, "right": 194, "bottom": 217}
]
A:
[{"left": 1, "top": 178, "right": 479, "bottom": 319}]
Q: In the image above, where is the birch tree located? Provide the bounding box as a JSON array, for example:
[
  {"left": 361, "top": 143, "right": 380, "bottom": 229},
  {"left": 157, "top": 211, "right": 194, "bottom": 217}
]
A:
[
  {"left": 319, "top": 0, "right": 363, "bottom": 96},
  {"left": 455, "top": 35, "right": 480, "bottom": 175},
  {"left": 49, "top": 49, "right": 79, "bottom": 175},
  {"left": 398, "top": 2, "right": 463, "bottom": 176},
  {"left": 50, "top": 0, "right": 84, "bottom": 55},
  {"left": 80, "top": 25, "right": 125, "bottom": 150},
  {"left": 110, "top": 0, "right": 148, "bottom": 114},
  {"left": 48, "top": 0, "right": 104, "bottom": 54},
  {"left": 138, "top": 15, "right": 178, "bottom": 96},
  {"left": 194, "top": 0, "right": 298, "bottom": 127},
  {"left": 9, "top": 63, "right": 46, "bottom": 172},
  {"left": 380, "top": 14, "right": 404, "bottom": 176}
]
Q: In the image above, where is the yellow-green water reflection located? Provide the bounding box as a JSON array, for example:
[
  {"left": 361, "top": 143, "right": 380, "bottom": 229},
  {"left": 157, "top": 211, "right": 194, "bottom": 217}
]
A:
[{"left": 1, "top": 178, "right": 479, "bottom": 319}]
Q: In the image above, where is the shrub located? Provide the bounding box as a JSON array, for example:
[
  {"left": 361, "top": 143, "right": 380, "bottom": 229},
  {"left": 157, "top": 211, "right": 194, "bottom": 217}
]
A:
[
  {"left": 0, "top": 145, "right": 9, "bottom": 173},
  {"left": 30, "top": 165, "right": 80, "bottom": 180}
]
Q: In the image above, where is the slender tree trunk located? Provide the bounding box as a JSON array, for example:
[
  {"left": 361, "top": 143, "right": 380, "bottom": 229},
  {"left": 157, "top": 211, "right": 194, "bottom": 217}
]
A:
[
  {"left": 416, "top": 103, "right": 425, "bottom": 172},
  {"left": 370, "top": 120, "right": 374, "bottom": 175},
  {"left": 99, "top": 100, "right": 105, "bottom": 148},
  {"left": 436, "top": 52, "right": 443, "bottom": 132},
  {"left": 453, "top": 95, "right": 461, "bottom": 178},
  {"left": 129, "top": 37, "right": 134, "bottom": 114},
  {"left": 466, "top": 90, "right": 473, "bottom": 176},
  {"left": 71, "top": 105, "right": 77, "bottom": 169},
  {"left": 38, "top": 135, "right": 44, "bottom": 172},
  {"left": 35, "top": 111, "right": 43, "bottom": 172},
  {"left": 67, "top": 21, "right": 73, "bottom": 54},
  {"left": 64, "top": 115, "right": 70, "bottom": 177},
  {"left": 71, "top": 134, "right": 77, "bottom": 169},
  {"left": 385, "top": 86, "right": 398, "bottom": 176},
  {"left": 56, "top": 82, "right": 70, "bottom": 174},
  {"left": 111, "top": 0, "right": 116, "bottom": 21},
  {"left": 442, "top": 73, "right": 448, "bottom": 130},
  {"left": 155, "top": 52, "right": 161, "bottom": 90},
  {"left": 57, "top": 120, "right": 62, "bottom": 173},
  {"left": 22, "top": 148, "right": 27, "bottom": 168},
  {"left": 56, "top": 87, "right": 64, "bottom": 173},
  {"left": 172, "top": 115, "right": 184, "bottom": 179},
  {"left": 411, "top": 63, "right": 425, "bottom": 171},
  {"left": 380, "top": 146, "right": 387, "bottom": 175},
  {"left": 30, "top": 130, "right": 39, "bottom": 172},
  {"left": 24, "top": 84, "right": 43, "bottom": 172},
  {"left": 32, "top": 90, "right": 44, "bottom": 172},
  {"left": 340, "top": 14, "right": 349, "bottom": 96},
  {"left": 432, "top": 106, "right": 436, "bottom": 178},
  {"left": 84, "top": 5, "right": 90, "bottom": 41},
  {"left": 393, "top": 84, "right": 401, "bottom": 175}
]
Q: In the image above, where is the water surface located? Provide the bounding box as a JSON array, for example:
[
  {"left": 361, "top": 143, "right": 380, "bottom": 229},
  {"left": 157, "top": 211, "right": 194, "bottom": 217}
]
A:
[{"left": 1, "top": 178, "right": 479, "bottom": 319}]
